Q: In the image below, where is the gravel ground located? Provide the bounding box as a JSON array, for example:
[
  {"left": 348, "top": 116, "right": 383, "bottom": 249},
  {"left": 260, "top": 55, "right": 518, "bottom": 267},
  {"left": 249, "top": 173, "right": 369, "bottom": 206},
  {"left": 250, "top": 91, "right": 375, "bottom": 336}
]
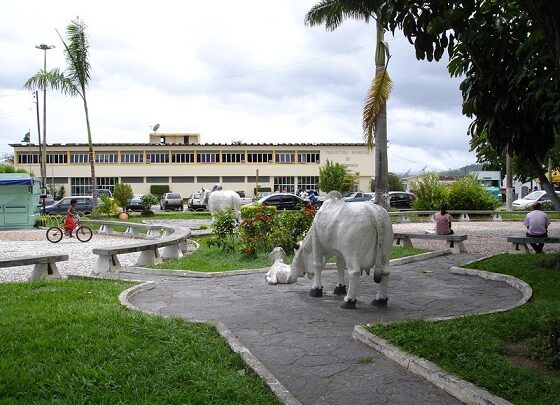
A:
[{"left": 1, "top": 220, "right": 557, "bottom": 283}]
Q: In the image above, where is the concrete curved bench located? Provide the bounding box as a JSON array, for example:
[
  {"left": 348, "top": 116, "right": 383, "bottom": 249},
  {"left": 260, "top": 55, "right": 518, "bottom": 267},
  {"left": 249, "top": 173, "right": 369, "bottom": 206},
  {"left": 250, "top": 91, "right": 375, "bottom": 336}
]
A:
[
  {"left": 92, "top": 227, "right": 191, "bottom": 274},
  {"left": 507, "top": 236, "right": 560, "bottom": 253},
  {"left": 82, "top": 219, "right": 165, "bottom": 238},
  {"left": 0, "top": 254, "right": 68, "bottom": 281},
  {"left": 393, "top": 232, "right": 468, "bottom": 254}
]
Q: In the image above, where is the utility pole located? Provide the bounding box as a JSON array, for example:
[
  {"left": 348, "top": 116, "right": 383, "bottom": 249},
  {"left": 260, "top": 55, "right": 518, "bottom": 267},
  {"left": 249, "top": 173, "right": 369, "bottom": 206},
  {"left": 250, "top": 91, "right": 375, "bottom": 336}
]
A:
[{"left": 506, "top": 147, "right": 513, "bottom": 211}]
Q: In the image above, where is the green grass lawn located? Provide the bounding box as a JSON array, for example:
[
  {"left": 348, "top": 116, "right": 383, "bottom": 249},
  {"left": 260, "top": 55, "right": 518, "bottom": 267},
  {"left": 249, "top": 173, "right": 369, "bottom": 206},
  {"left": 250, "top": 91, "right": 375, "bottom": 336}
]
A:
[
  {"left": 150, "top": 236, "right": 429, "bottom": 272},
  {"left": 0, "top": 279, "right": 279, "bottom": 404},
  {"left": 368, "top": 253, "right": 560, "bottom": 404}
]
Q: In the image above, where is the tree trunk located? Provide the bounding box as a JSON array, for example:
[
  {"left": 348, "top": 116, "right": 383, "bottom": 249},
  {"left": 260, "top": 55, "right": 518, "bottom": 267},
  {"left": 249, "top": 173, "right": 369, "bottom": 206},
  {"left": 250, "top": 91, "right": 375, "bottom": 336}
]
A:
[
  {"left": 373, "top": 18, "right": 389, "bottom": 210},
  {"left": 528, "top": 155, "right": 560, "bottom": 212},
  {"left": 83, "top": 93, "right": 97, "bottom": 211}
]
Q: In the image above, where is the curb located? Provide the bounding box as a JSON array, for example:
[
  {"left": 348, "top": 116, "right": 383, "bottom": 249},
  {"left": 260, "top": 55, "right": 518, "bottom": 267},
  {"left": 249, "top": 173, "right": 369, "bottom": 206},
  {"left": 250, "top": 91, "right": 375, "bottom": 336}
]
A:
[
  {"left": 353, "top": 326, "right": 512, "bottom": 405},
  {"left": 353, "top": 256, "right": 532, "bottom": 405},
  {"left": 118, "top": 281, "right": 301, "bottom": 405}
]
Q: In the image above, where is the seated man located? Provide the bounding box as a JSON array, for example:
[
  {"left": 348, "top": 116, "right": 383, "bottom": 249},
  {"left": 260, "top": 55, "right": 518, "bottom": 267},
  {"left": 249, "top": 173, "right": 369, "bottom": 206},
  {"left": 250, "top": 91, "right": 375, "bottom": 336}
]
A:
[{"left": 524, "top": 201, "right": 551, "bottom": 253}]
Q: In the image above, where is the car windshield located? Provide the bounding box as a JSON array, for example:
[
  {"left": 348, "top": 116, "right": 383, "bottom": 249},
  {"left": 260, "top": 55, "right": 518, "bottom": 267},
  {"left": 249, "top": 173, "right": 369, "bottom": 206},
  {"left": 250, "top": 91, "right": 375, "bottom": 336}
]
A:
[
  {"left": 522, "top": 191, "right": 546, "bottom": 200},
  {"left": 168, "top": 194, "right": 181, "bottom": 199},
  {"left": 344, "top": 192, "right": 357, "bottom": 198}
]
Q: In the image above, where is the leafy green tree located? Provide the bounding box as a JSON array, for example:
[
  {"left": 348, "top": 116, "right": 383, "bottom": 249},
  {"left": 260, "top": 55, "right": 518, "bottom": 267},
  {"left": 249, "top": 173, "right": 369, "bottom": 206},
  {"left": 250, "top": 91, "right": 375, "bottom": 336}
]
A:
[
  {"left": 24, "top": 18, "right": 98, "bottom": 206},
  {"left": 447, "top": 175, "right": 500, "bottom": 210},
  {"left": 140, "top": 194, "right": 158, "bottom": 216},
  {"left": 318, "top": 160, "right": 354, "bottom": 193},
  {"left": 409, "top": 173, "right": 447, "bottom": 211},
  {"left": 113, "top": 183, "right": 133, "bottom": 212},
  {"left": 371, "top": 172, "right": 404, "bottom": 191},
  {"left": 305, "top": 1, "right": 392, "bottom": 209}
]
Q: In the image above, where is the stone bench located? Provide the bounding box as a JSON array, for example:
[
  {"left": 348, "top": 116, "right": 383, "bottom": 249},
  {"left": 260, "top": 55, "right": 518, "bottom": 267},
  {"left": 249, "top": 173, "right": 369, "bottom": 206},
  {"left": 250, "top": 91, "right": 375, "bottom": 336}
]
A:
[
  {"left": 0, "top": 254, "right": 68, "bottom": 281},
  {"left": 92, "top": 228, "right": 191, "bottom": 274},
  {"left": 507, "top": 236, "right": 560, "bottom": 253},
  {"left": 82, "top": 220, "right": 164, "bottom": 238},
  {"left": 393, "top": 232, "right": 468, "bottom": 254}
]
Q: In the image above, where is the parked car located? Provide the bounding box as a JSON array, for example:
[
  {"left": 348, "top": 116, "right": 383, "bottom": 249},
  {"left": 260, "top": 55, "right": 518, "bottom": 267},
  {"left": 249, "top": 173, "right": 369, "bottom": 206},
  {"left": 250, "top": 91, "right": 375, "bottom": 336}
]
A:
[
  {"left": 188, "top": 192, "right": 206, "bottom": 211},
  {"left": 126, "top": 194, "right": 145, "bottom": 211},
  {"left": 512, "top": 190, "right": 560, "bottom": 209},
  {"left": 39, "top": 194, "right": 55, "bottom": 206},
  {"left": 160, "top": 192, "right": 184, "bottom": 211},
  {"left": 343, "top": 192, "right": 373, "bottom": 202},
  {"left": 254, "top": 191, "right": 272, "bottom": 202},
  {"left": 389, "top": 191, "right": 416, "bottom": 209},
  {"left": 96, "top": 188, "right": 113, "bottom": 198},
  {"left": 43, "top": 196, "right": 100, "bottom": 215},
  {"left": 258, "top": 193, "right": 305, "bottom": 211}
]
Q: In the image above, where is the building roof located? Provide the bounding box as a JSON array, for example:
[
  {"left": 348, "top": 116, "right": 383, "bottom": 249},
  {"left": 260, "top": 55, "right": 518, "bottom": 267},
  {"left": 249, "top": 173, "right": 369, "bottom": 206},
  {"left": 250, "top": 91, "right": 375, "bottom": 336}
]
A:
[
  {"left": 10, "top": 142, "right": 368, "bottom": 147},
  {"left": 0, "top": 173, "right": 35, "bottom": 186}
]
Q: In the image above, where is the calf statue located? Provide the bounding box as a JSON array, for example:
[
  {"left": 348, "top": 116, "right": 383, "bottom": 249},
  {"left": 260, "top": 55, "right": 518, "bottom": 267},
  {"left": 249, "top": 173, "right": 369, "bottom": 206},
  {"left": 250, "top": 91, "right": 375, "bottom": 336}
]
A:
[{"left": 288, "top": 191, "right": 393, "bottom": 309}]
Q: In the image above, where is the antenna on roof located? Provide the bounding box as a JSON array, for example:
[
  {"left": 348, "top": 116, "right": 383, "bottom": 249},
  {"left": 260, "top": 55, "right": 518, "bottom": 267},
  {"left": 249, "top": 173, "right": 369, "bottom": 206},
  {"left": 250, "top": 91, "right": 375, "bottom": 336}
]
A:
[{"left": 152, "top": 123, "right": 160, "bottom": 133}]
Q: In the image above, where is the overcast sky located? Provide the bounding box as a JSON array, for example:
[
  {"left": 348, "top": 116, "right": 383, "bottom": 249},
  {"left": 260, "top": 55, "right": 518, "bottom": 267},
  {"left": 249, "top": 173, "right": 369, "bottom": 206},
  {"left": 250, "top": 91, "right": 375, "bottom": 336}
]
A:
[{"left": 0, "top": 0, "right": 476, "bottom": 173}]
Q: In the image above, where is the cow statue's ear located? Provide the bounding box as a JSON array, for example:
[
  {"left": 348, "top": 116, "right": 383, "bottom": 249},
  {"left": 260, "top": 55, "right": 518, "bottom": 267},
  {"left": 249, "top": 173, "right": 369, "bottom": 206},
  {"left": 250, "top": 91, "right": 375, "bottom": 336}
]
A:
[{"left": 292, "top": 242, "right": 301, "bottom": 250}]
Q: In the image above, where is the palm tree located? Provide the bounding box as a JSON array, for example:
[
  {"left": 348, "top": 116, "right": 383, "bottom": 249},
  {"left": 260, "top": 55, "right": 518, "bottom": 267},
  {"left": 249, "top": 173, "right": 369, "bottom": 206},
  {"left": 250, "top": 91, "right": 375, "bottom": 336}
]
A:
[
  {"left": 305, "top": 0, "right": 392, "bottom": 209},
  {"left": 25, "top": 18, "right": 97, "bottom": 208}
]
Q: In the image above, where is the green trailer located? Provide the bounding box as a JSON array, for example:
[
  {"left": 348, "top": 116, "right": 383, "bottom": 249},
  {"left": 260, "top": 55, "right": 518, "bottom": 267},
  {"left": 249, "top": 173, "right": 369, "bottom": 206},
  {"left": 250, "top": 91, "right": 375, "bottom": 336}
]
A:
[{"left": 0, "top": 174, "right": 40, "bottom": 229}]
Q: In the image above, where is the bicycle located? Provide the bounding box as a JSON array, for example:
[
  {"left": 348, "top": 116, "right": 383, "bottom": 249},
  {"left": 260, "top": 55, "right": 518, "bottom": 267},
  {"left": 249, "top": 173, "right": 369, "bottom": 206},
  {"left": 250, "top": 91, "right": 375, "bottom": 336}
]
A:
[{"left": 46, "top": 214, "right": 93, "bottom": 243}]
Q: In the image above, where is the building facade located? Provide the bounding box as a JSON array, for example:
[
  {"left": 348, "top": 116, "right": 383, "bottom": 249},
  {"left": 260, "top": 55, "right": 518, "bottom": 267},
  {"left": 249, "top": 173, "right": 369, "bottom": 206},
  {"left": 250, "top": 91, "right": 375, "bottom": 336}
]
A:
[{"left": 11, "top": 133, "right": 374, "bottom": 198}]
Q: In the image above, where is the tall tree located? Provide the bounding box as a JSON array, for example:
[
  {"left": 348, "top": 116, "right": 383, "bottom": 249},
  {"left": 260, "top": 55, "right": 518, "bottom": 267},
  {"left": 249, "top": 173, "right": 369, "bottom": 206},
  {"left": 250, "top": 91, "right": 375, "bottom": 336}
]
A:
[
  {"left": 24, "top": 18, "right": 98, "bottom": 207},
  {"left": 305, "top": 0, "right": 392, "bottom": 210},
  {"left": 374, "top": 0, "right": 560, "bottom": 209}
]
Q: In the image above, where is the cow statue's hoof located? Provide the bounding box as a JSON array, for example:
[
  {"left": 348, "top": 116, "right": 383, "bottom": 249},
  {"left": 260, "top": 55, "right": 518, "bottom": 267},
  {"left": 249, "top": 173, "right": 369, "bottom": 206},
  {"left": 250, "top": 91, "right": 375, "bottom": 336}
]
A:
[
  {"left": 340, "top": 299, "right": 357, "bottom": 309},
  {"left": 371, "top": 297, "right": 388, "bottom": 307},
  {"left": 333, "top": 284, "right": 347, "bottom": 295},
  {"left": 373, "top": 269, "right": 383, "bottom": 283},
  {"left": 309, "top": 287, "right": 323, "bottom": 297}
]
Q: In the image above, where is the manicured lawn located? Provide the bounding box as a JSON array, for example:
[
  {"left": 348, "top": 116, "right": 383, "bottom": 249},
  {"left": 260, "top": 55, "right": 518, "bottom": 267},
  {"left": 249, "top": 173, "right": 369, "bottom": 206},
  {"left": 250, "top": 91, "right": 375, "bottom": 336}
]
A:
[
  {"left": 0, "top": 279, "right": 279, "bottom": 404},
  {"left": 368, "top": 253, "right": 560, "bottom": 404},
  {"left": 151, "top": 236, "right": 429, "bottom": 272}
]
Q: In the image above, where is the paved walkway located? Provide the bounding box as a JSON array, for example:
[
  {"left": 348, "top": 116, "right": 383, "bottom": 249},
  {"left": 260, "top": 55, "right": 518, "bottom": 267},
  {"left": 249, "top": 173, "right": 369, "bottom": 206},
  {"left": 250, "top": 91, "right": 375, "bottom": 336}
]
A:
[{"left": 119, "top": 254, "right": 522, "bottom": 405}]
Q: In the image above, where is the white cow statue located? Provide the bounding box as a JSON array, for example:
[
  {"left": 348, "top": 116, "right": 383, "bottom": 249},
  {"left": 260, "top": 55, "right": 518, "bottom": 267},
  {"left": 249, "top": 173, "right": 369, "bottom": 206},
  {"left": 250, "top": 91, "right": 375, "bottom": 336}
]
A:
[
  {"left": 265, "top": 247, "right": 292, "bottom": 284},
  {"left": 288, "top": 191, "right": 393, "bottom": 309},
  {"left": 202, "top": 184, "right": 242, "bottom": 222}
]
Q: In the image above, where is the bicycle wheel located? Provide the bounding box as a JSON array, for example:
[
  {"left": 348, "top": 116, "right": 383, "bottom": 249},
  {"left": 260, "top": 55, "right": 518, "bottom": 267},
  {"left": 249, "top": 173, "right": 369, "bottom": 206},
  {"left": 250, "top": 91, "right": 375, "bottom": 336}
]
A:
[
  {"left": 76, "top": 226, "right": 93, "bottom": 242},
  {"left": 46, "top": 227, "right": 63, "bottom": 243}
]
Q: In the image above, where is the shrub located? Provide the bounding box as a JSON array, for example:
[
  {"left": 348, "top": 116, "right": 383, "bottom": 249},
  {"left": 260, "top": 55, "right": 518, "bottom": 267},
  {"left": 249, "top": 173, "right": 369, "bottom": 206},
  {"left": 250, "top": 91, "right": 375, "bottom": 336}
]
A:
[
  {"left": 206, "top": 210, "right": 237, "bottom": 252},
  {"left": 150, "top": 185, "right": 170, "bottom": 199},
  {"left": 141, "top": 194, "right": 158, "bottom": 215},
  {"left": 319, "top": 159, "right": 354, "bottom": 193},
  {"left": 113, "top": 183, "right": 133, "bottom": 212},
  {"left": 371, "top": 172, "right": 405, "bottom": 192},
  {"left": 238, "top": 204, "right": 277, "bottom": 255},
  {"left": 96, "top": 195, "right": 118, "bottom": 215},
  {"left": 0, "top": 164, "right": 29, "bottom": 174},
  {"left": 270, "top": 206, "right": 315, "bottom": 252},
  {"left": 47, "top": 184, "right": 65, "bottom": 200},
  {"left": 447, "top": 175, "right": 500, "bottom": 210},
  {"left": 410, "top": 173, "right": 447, "bottom": 210}
]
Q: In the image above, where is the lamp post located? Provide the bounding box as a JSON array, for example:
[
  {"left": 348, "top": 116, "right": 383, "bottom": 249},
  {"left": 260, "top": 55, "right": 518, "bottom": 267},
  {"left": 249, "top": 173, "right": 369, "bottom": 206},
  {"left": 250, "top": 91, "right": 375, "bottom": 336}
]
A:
[{"left": 35, "top": 43, "right": 55, "bottom": 213}]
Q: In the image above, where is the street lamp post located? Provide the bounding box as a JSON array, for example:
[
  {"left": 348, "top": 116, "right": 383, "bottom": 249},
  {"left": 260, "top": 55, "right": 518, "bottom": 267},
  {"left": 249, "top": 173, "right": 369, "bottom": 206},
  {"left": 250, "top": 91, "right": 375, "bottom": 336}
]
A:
[{"left": 35, "top": 43, "right": 55, "bottom": 214}]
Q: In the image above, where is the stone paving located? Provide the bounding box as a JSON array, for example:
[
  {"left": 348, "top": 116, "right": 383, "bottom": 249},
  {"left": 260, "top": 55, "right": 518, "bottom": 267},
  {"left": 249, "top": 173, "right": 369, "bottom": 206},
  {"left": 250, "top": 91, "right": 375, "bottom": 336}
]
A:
[{"left": 123, "top": 253, "right": 523, "bottom": 405}]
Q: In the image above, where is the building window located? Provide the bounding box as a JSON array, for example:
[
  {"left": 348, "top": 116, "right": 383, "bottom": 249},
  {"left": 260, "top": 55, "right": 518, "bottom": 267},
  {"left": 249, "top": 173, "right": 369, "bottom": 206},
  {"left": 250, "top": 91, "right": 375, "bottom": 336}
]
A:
[
  {"left": 222, "top": 152, "right": 245, "bottom": 163},
  {"left": 274, "top": 176, "right": 295, "bottom": 193},
  {"left": 121, "top": 177, "right": 144, "bottom": 183},
  {"left": 95, "top": 153, "right": 118, "bottom": 164},
  {"left": 248, "top": 152, "right": 273, "bottom": 163},
  {"left": 275, "top": 152, "right": 295, "bottom": 163},
  {"left": 223, "top": 176, "right": 245, "bottom": 183},
  {"left": 46, "top": 153, "right": 68, "bottom": 164},
  {"left": 197, "top": 152, "right": 220, "bottom": 163},
  {"left": 71, "top": 177, "right": 91, "bottom": 196},
  {"left": 96, "top": 177, "right": 118, "bottom": 193},
  {"left": 198, "top": 176, "right": 220, "bottom": 183},
  {"left": 298, "top": 176, "right": 319, "bottom": 191},
  {"left": 70, "top": 153, "right": 89, "bottom": 163},
  {"left": 17, "top": 153, "right": 40, "bottom": 164},
  {"left": 298, "top": 151, "right": 320, "bottom": 164},
  {"left": 247, "top": 176, "right": 270, "bottom": 183},
  {"left": 146, "top": 152, "right": 169, "bottom": 163},
  {"left": 146, "top": 176, "right": 169, "bottom": 183},
  {"left": 171, "top": 152, "right": 194, "bottom": 163},
  {"left": 121, "top": 152, "right": 143, "bottom": 163}
]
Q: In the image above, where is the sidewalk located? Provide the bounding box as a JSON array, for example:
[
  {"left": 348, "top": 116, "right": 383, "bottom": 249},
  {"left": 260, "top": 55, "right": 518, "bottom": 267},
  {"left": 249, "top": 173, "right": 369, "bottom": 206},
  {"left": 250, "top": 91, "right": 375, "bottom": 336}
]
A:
[{"left": 122, "top": 254, "right": 521, "bottom": 405}]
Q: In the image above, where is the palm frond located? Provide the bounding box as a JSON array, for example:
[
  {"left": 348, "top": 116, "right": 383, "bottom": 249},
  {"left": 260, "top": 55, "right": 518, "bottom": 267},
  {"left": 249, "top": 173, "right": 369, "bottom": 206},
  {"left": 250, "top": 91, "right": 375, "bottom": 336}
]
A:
[
  {"left": 23, "top": 68, "right": 79, "bottom": 96},
  {"left": 57, "top": 17, "right": 90, "bottom": 92},
  {"left": 363, "top": 67, "right": 392, "bottom": 149},
  {"left": 305, "top": 0, "right": 377, "bottom": 31}
]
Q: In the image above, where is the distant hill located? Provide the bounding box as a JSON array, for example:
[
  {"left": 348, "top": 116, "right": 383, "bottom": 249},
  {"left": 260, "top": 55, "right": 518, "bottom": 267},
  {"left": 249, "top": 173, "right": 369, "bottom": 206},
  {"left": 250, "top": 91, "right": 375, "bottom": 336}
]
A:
[{"left": 439, "top": 164, "right": 482, "bottom": 177}]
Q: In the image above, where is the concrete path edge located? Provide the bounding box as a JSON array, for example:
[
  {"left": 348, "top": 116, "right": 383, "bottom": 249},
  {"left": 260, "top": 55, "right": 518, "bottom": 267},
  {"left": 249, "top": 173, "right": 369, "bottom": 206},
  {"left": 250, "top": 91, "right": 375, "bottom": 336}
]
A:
[
  {"left": 118, "top": 281, "right": 301, "bottom": 405},
  {"left": 353, "top": 255, "right": 534, "bottom": 405}
]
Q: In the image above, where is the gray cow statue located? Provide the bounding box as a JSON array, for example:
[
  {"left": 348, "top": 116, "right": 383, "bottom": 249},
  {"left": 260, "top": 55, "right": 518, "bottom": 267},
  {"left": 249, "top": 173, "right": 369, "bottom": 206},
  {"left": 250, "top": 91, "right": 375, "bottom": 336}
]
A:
[{"left": 288, "top": 191, "right": 393, "bottom": 309}]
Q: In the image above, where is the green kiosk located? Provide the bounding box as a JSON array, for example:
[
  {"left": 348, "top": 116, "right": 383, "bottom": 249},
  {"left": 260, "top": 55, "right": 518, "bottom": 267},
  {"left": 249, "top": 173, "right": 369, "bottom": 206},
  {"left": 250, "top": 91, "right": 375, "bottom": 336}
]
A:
[{"left": 0, "top": 173, "right": 40, "bottom": 229}]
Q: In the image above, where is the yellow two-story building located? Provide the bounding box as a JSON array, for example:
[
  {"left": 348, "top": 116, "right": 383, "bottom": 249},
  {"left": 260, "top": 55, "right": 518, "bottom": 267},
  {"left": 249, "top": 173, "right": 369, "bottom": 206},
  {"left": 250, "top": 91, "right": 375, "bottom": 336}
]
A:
[{"left": 11, "top": 133, "right": 374, "bottom": 197}]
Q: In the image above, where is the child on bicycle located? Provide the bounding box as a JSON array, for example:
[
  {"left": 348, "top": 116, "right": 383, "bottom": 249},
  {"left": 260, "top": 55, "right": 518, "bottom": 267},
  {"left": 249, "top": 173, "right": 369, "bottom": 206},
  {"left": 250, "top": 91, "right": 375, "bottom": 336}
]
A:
[{"left": 64, "top": 198, "right": 78, "bottom": 235}]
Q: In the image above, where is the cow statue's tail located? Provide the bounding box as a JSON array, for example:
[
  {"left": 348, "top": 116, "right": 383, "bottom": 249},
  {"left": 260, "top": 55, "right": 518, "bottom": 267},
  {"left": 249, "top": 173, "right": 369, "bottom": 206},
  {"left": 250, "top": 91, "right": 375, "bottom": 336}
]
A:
[{"left": 372, "top": 208, "right": 389, "bottom": 284}]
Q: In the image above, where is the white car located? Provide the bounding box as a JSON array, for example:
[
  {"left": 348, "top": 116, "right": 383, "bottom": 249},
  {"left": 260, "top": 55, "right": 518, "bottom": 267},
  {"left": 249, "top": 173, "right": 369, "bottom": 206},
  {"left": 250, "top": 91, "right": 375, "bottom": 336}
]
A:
[{"left": 512, "top": 190, "right": 560, "bottom": 209}]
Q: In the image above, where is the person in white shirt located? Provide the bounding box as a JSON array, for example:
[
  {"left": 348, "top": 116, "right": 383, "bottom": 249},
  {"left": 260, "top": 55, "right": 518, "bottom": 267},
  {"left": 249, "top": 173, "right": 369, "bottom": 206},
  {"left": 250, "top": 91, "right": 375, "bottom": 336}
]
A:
[{"left": 524, "top": 201, "right": 551, "bottom": 253}]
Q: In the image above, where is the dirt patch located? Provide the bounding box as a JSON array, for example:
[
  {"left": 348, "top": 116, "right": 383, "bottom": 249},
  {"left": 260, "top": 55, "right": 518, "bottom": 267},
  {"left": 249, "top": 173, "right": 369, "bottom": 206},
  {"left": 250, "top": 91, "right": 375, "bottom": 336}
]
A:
[{"left": 504, "top": 342, "right": 560, "bottom": 379}]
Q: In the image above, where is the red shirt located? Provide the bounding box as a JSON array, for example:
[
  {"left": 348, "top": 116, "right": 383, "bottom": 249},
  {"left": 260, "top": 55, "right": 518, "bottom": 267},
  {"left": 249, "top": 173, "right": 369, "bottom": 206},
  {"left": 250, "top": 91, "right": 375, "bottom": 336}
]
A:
[{"left": 434, "top": 212, "right": 453, "bottom": 235}]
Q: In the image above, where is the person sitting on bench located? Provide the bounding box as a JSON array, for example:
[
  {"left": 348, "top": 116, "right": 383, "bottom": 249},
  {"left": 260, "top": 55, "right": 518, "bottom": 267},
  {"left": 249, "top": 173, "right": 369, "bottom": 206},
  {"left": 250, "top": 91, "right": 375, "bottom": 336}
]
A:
[
  {"left": 524, "top": 201, "right": 550, "bottom": 253},
  {"left": 434, "top": 203, "right": 454, "bottom": 235}
]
